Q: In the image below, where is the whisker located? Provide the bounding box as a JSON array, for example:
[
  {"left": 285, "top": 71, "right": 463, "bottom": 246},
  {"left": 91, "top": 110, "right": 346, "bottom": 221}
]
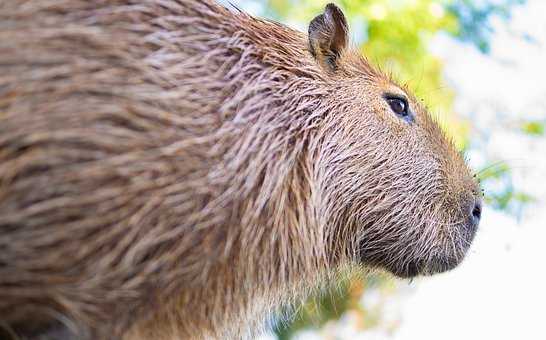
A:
[{"left": 476, "top": 160, "right": 509, "bottom": 176}]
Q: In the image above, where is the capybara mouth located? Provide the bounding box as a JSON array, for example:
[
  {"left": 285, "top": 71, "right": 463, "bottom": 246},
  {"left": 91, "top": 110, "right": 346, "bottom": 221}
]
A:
[
  {"left": 382, "top": 254, "right": 462, "bottom": 279},
  {"left": 358, "top": 207, "right": 480, "bottom": 278},
  {"left": 358, "top": 234, "right": 472, "bottom": 279},
  {"left": 387, "top": 260, "right": 422, "bottom": 278}
]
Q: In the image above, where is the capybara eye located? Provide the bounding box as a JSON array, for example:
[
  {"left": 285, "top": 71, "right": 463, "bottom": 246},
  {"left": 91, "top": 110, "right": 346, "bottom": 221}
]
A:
[{"left": 386, "top": 96, "right": 412, "bottom": 122}]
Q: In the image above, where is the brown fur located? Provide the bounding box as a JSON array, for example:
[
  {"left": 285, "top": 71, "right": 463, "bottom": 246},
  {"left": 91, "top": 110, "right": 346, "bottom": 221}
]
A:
[{"left": 0, "top": 1, "right": 481, "bottom": 339}]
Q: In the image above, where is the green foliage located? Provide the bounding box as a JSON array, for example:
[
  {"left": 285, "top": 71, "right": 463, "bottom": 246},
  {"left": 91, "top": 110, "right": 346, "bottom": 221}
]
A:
[{"left": 521, "top": 120, "right": 545, "bottom": 136}]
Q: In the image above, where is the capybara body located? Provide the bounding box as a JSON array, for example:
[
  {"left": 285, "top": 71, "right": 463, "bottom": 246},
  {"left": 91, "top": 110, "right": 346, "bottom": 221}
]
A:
[{"left": 0, "top": 1, "right": 482, "bottom": 339}]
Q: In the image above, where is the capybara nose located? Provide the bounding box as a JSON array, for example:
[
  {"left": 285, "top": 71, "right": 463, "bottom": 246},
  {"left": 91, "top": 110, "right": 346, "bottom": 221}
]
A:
[{"left": 470, "top": 199, "right": 482, "bottom": 227}]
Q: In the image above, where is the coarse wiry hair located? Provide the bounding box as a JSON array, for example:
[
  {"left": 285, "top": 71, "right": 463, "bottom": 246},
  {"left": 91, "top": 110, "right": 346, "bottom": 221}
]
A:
[{"left": 0, "top": 1, "right": 481, "bottom": 339}]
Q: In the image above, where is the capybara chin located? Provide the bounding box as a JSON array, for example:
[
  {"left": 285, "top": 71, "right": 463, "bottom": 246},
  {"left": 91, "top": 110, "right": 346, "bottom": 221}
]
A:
[{"left": 0, "top": 1, "right": 482, "bottom": 339}]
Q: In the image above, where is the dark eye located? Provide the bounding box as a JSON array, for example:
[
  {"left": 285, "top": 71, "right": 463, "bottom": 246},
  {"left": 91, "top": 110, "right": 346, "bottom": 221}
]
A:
[{"left": 386, "top": 96, "right": 412, "bottom": 122}]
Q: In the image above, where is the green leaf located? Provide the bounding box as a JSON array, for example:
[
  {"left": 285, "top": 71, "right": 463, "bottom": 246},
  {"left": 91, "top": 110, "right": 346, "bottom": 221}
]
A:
[{"left": 521, "top": 121, "right": 545, "bottom": 136}]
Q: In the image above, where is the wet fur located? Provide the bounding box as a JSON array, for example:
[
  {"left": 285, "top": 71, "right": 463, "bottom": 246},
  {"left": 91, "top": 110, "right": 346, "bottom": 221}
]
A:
[{"left": 0, "top": 1, "right": 480, "bottom": 339}]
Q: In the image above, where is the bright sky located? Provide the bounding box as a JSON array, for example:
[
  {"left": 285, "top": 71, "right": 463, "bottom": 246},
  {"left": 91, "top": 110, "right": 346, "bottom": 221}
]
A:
[{"left": 247, "top": 0, "right": 546, "bottom": 339}]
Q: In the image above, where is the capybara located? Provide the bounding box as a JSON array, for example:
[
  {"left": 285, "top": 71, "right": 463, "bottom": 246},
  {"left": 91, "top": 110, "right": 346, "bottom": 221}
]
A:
[{"left": 0, "top": 1, "right": 482, "bottom": 339}]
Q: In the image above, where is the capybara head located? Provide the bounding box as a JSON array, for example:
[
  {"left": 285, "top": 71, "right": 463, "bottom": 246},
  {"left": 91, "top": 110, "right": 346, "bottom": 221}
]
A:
[
  {"left": 0, "top": 1, "right": 482, "bottom": 338},
  {"left": 307, "top": 4, "right": 482, "bottom": 278}
]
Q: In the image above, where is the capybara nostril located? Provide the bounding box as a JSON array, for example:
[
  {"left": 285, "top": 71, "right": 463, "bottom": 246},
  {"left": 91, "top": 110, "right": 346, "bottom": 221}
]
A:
[{"left": 471, "top": 200, "right": 482, "bottom": 226}]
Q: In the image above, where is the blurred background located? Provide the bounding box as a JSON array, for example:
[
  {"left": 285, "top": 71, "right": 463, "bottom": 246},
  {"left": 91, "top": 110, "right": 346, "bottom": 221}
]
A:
[{"left": 220, "top": 0, "right": 546, "bottom": 339}]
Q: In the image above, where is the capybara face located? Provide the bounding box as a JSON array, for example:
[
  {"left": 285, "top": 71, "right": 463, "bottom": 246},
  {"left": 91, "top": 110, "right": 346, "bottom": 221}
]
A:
[{"left": 308, "top": 4, "right": 482, "bottom": 277}]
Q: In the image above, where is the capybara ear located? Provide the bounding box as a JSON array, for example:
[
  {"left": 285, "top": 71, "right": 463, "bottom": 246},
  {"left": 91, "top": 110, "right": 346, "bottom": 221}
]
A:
[{"left": 308, "top": 3, "right": 348, "bottom": 71}]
